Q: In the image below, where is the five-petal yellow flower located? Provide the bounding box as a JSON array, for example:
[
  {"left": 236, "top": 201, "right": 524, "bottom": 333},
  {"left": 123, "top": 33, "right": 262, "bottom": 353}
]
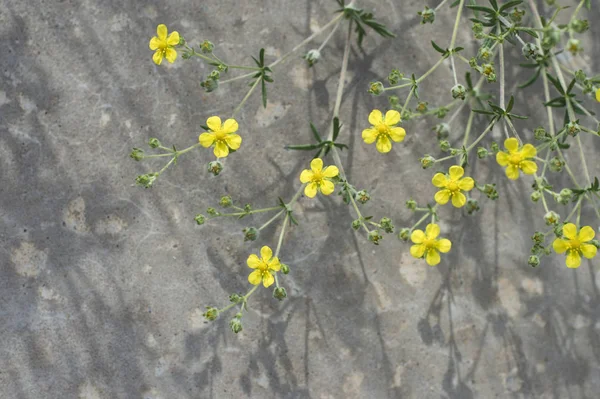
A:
[
  {"left": 496, "top": 138, "right": 537, "bottom": 180},
  {"left": 299, "top": 158, "right": 339, "bottom": 198},
  {"left": 432, "top": 165, "right": 474, "bottom": 208},
  {"left": 362, "top": 109, "right": 406, "bottom": 153},
  {"left": 552, "top": 223, "right": 597, "bottom": 268},
  {"left": 199, "top": 116, "right": 242, "bottom": 158},
  {"left": 247, "top": 246, "right": 281, "bottom": 287},
  {"left": 149, "top": 24, "right": 180, "bottom": 65},
  {"left": 410, "top": 223, "right": 452, "bottom": 266}
]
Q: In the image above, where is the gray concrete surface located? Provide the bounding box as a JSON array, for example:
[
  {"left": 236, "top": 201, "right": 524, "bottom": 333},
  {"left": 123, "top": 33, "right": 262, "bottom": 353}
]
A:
[{"left": 1, "top": 0, "right": 600, "bottom": 398}]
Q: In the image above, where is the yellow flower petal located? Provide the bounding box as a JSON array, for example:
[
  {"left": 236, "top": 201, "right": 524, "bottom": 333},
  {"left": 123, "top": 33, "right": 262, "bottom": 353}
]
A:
[
  {"left": 566, "top": 249, "right": 581, "bottom": 268},
  {"left": 165, "top": 48, "right": 177, "bottom": 63},
  {"left": 247, "top": 254, "right": 261, "bottom": 269},
  {"left": 552, "top": 238, "right": 568, "bottom": 254},
  {"left": 305, "top": 182, "right": 318, "bottom": 198},
  {"left": 248, "top": 270, "right": 262, "bottom": 285},
  {"left": 225, "top": 134, "right": 242, "bottom": 150},
  {"left": 389, "top": 127, "right": 406, "bottom": 142},
  {"left": 563, "top": 223, "right": 577, "bottom": 240},
  {"left": 437, "top": 238, "right": 452, "bottom": 253},
  {"left": 520, "top": 160, "right": 537, "bottom": 175},
  {"left": 578, "top": 226, "right": 595, "bottom": 242},
  {"left": 410, "top": 244, "right": 426, "bottom": 258},
  {"left": 434, "top": 189, "right": 451, "bottom": 205},
  {"left": 222, "top": 119, "right": 239, "bottom": 134},
  {"left": 596, "top": 88, "right": 600, "bottom": 102},
  {"left": 425, "top": 223, "right": 440, "bottom": 239},
  {"left": 214, "top": 141, "right": 229, "bottom": 158},
  {"left": 260, "top": 246, "right": 273, "bottom": 262},
  {"left": 322, "top": 165, "right": 339, "bottom": 178},
  {"left": 299, "top": 169, "right": 313, "bottom": 183},
  {"left": 520, "top": 143, "right": 536, "bottom": 159},
  {"left": 152, "top": 50, "right": 163, "bottom": 65},
  {"left": 504, "top": 137, "right": 519, "bottom": 153},
  {"left": 320, "top": 179, "right": 335, "bottom": 195},
  {"left": 451, "top": 191, "right": 467, "bottom": 208},
  {"left": 206, "top": 116, "right": 222, "bottom": 132},
  {"left": 425, "top": 249, "right": 441, "bottom": 266},
  {"left": 448, "top": 165, "right": 464, "bottom": 180},
  {"left": 505, "top": 165, "right": 520, "bottom": 180},
  {"left": 157, "top": 24, "right": 168, "bottom": 40},
  {"left": 166, "top": 31, "right": 180, "bottom": 46},
  {"left": 310, "top": 158, "right": 323, "bottom": 173},
  {"left": 384, "top": 110, "right": 401, "bottom": 126},
  {"left": 268, "top": 257, "right": 281, "bottom": 271},
  {"left": 458, "top": 177, "right": 475, "bottom": 191},
  {"left": 411, "top": 230, "right": 425, "bottom": 244},
  {"left": 262, "top": 271, "right": 275, "bottom": 287},
  {"left": 496, "top": 151, "right": 509, "bottom": 166},
  {"left": 581, "top": 244, "right": 597, "bottom": 259},
  {"left": 368, "top": 109, "right": 383, "bottom": 126},
  {"left": 432, "top": 173, "right": 448, "bottom": 188},
  {"left": 362, "top": 128, "right": 378, "bottom": 143},
  {"left": 199, "top": 132, "right": 215, "bottom": 147},
  {"left": 149, "top": 37, "right": 161, "bottom": 50},
  {"left": 376, "top": 135, "right": 392, "bottom": 153}
]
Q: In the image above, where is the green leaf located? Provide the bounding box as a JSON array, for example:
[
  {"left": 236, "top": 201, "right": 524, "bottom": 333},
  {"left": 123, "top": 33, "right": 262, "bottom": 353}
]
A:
[
  {"left": 259, "top": 48, "right": 265, "bottom": 66},
  {"left": 518, "top": 68, "right": 540, "bottom": 89},
  {"left": 334, "top": 143, "right": 348, "bottom": 150},
  {"left": 431, "top": 40, "right": 446, "bottom": 54},
  {"left": 332, "top": 117, "right": 341, "bottom": 141},
  {"left": 566, "top": 78, "right": 576, "bottom": 94},
  {"left": 506, "top": 95, "right": 515, "bottom": 113},
  {"left": 466, "top": 5, "right": 495, "bottom": 13},
  {"left": 499, "top": 0, "right": 523, "bottom": 12},
  {"left": 310, "top": 123, "right": 322, "bottom": 143},
  {"left": 465, "top": 72, "right": 473, "bottom": 89},
  {"left": 544, "top": 97, "right": 566, "bottom": 108},
  {"left": 261, "top": 78, "right": 267, "bottom": 108},
  {"left": 519, "top": 28, "right": 539, "bottom": 38},
  {"left": 450, "top": 0, "right": 460, "bottom": 6},
  {"left": 285, "top": 144, "right": 320, "bottom": 151},
  {"left": 200, "top": 124, "right": 209, "bottom": 131},
  {"left": 546, "top": 74, "right": 565, "bottom": 95},
  {"left": 472, "top": 109, "right": 495, "bottom": 115}
]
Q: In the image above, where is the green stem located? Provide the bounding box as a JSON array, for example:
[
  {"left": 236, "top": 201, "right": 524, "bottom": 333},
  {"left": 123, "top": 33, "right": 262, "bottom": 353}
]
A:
[
  {"left": 231, "top": 77, "right": 261, "bottom": 118},
  {"left": 258, "top": 209, "right": 285, "bottom": 231}
]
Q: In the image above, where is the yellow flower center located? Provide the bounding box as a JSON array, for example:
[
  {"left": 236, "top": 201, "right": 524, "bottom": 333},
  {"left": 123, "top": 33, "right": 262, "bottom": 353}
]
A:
[
  {"left": 311, "top": 171, "right": 324, "bottom": 182},
  {"left": 213, "top": 129, "right": 227, "bottom": 141},
  {"left": 446, "top": 180, "right": 459, "bottom": 192},
  {"left": 257, "top": 259, "right": 269, "bottom": 271},
  {"left": 376, "top": 124, "right": 390, "bottom": 136},
  {"left": 509, "top": 153, "right": 523, "bottom": 165},
  {"left": 423, "top": 238, "right": 437, "bottom": 250},
  {"left": 567, "top": 239, "right": 581, "bottom": 250}
]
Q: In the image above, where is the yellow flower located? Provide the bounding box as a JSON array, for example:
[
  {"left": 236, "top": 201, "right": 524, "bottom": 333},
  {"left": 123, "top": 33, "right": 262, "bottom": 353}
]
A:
[
  {"left": 299, "top": 158, "right": 339, "bottom": 198},
  {"left": 496, "top": 138, "right": 537, "bottom": 180},
  {"left": 432, "top": 165, "right": 475, "bottom": 208},
  {"left": 247, "top": 246, "right": 281, "bottom": 287},
  {"left": 199, "top": 116, "right": 242, "bottom": 158},
  {"left": 410, "top": 223, "right": 452, "bottom": 266},
  {"left": 596, "top": 88, "right": 600, "bottom": 102},
  {"left": 149, "top": 24, "right": 180, "bottom": 65},
  {"left": 552, "top": 223, "right": 597, "bottom": 268},
  {"left": 362, "top": 109, "right": 406, "bottom": 153}
]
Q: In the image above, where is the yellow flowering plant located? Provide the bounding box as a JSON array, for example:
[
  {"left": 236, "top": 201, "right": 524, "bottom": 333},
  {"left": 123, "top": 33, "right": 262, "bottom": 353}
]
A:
[{"left": 130, "top": 0, "right": 600, "bottom": 334}]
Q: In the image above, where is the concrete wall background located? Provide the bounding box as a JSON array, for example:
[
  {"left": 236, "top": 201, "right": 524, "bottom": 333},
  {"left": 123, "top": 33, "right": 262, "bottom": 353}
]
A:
[{"left": 1, "top": 0, "right": 599, "bottom": 398}]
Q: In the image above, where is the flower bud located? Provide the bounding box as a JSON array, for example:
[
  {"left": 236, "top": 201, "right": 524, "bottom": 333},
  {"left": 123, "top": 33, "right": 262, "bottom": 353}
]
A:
[
  {"left": 135, "top": 173, "right": 157, "bottom": 188},
  {"left": 203, "top": 306, "right": 219, "bottom": 321},
  {"left": 130, "top": 148, "right": 144, "bottom": 161},
  {"left": 548, "top": 156, "right": 564, "bottom": 172},
  {"left": 207, "top": 207, "right": 220, "bottom": 216},
  {"left": 388, "top": 95, "right": 400, "bottom": 108},
  {"left": 534, "top": 127, "right": 547, "bottom": 141},
  {"left": 510, "top": 8, "right": 525, "bottom": 23},
  {"left": 481, "top": 183, "right": 498, "bottom": 200},
  {"left": 590, "top": 240, "right": 600, "bottom": 249},
  {"left": 201, "top": 78, "right": 219, "bottom": 92},
  {"left": 368, "top": 81, "right": 384, "bottom": 96},
  {"left": 388, "top": 69, "right": 404, "bottom": 85},
  {"left": 273, "top": 287, "right": 287, "bottom": 301},
  {"left": 229, "top": 293, "right": 243, "bottom": 303},
  {"left": 490, "top": 141, "right": 499, "bottom": 153},
  {"left": 243, "top": 227, "right": 259, "bottom": 242},
  {"left": 304, "top": 49, "right": 321, "bottom": 67},
  {"left": 435, "top": 107, "right": 449, "bottom": 118},
  {"left": 466, "top": 198, "right": 480, "bottom": 215},
  {"left": 379, "top": 217, "right": 395, "bottom": 234},
  {"left": 208, "top": 70, "right": 220, "bottom": 80},
  {"left": 405, "top": 199, "right": 417, "bottom": 211},
  {"left": 244, "top": 204, "right": 252, "bottom": 212},
  {"left": 351, "top": 219, "right": 362, "bottom": 230},
  {"left": 208, "top": 160, "right": 223, "bottom": 176},
  {"left": 528, "top": 255, "right": 540, "bottom": 268},
  {"left": 368, "top": 230, "right": 383, "bottom": 245},
  {"left": 559, "top": 188, "right": 573, "bottom": 201},
  {"left": 418, "top": 6, "right": 435, "bottom": 24},
  {"left": 553, "top": 223, "right": 564, "bottom": 238},
  {"left": 398, "top": 228, "right": 410, "bottom": 242},
  {"left": 451, "top": 84, "right": 467, "bottom": 100},
  {"left": 574, "top": 69, "right": 587, "bottom": 83},
  {"left": 522, "top": 43, "right": 541, "bottom": 59},
  {"left": 433, "top": 123, "right": 450, "bottom": 140},
  {"left": 219, "top": 195, "right": 233, "bottom": 208},
  {"left": 200, "top": 40, "right": 214, "bottom": 53},
  {"left": 531, "top": 231, "right": 545, "bottom": 244},
  {"left": 355, "top": 190, "right": 371, "bottom": 204},
  {"left": 420, "top": 155, "right": 435, "bottom": 169},
  {"left": 567, "top": 38, "right": 582, "bottom": 55},
  {"left": 571, "top": 19, "right": 589, "bottom": 33},
  {"left": 439, "top": 140, "right": 451, "bottom": 152},
  {"left": 566, "top": 121, "right": 581, "bottom": 137},
  {"left": 148, "top": 138, "right": 161, "bottom": 149},
  {"left": 416, "top": 101, "right": 428, "bottom": 113},
  {"left": 544, "top": 211, "right": 560, "bottom": 225},
  {"left": 481, "top": 63, "right": 496, "bottom": 82},
  {"left": 281, "top": 263, "right": 290, "bottom": 274},
  {"left": 477, "top": 46, "right": 493, "bottom": 61},
  {"left": 194, "top": 214, "right": 206, "bottom": 225},
  {"left": 178, "top": 36, "right": 186, "bottom": 46},
  {"left": 477, "top": 147, "right": 488, "bottom": 159},
  {"left": 229, "top": 314, "right": 243, "bottom": 334},
  {"left": 530, "top": 191, "right": 541, "bottom": 202},
  {"left": 472, "top": 22, "right": 484, "bottom": 38}
]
